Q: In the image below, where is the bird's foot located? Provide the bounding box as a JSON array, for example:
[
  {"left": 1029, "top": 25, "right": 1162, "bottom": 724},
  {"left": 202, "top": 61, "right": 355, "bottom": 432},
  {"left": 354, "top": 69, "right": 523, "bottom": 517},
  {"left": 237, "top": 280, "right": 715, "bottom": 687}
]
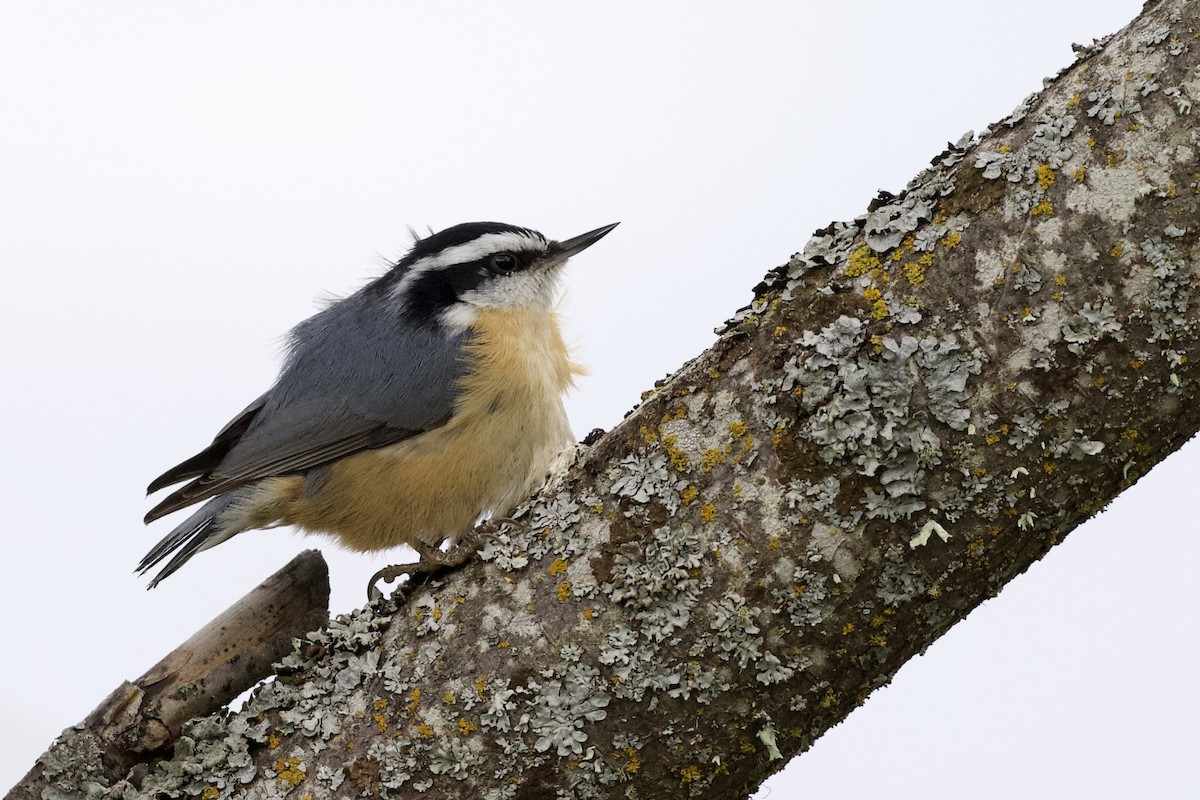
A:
[
  {"left": 366, "top": 522, "right": 515, "bottom": 602},
  {"left": 367, "top": 559, "right": 436, "bottom": 603}
]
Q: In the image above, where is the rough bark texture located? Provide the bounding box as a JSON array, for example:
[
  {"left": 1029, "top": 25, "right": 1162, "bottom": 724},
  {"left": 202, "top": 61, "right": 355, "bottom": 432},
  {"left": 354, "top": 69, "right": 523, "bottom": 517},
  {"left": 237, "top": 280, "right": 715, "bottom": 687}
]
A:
[
  {"left": 7, "top": 552, "right": 329, "bottom": 800},
  {"left": 17, "top": 2, "right": 1200, "bottom": 798}
]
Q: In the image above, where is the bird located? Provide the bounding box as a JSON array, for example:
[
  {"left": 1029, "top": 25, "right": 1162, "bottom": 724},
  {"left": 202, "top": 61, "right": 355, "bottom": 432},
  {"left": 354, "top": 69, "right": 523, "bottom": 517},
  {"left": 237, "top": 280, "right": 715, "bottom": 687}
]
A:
[{"left": 138, "top": 220, "right": 618, "bottom": 597}]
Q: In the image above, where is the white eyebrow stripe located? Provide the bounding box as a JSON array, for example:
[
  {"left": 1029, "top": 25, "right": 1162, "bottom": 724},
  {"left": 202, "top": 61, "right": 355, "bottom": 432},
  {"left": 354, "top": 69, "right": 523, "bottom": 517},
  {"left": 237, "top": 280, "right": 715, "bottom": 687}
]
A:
[{"left": 390, "top": 231, "right": 547, "bottom": 300}]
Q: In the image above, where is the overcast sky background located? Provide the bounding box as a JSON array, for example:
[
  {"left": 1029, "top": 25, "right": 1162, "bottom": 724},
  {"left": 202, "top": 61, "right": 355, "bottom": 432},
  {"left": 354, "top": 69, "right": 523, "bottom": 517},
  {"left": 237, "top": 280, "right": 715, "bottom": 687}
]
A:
[{"left": 2, "top": 2, "right": 1196, "bottom": 797}]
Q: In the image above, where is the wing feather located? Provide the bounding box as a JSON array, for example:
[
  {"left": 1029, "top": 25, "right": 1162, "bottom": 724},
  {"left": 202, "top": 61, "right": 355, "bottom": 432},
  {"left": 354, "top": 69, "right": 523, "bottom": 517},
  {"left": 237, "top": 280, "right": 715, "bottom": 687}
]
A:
[{"left": 145, "top": 291, "right": 468, "bottom": 522}]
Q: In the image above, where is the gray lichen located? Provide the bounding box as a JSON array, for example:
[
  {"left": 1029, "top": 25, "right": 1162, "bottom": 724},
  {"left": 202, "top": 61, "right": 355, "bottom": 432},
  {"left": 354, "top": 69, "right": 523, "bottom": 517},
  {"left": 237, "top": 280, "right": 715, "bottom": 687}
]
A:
[{"left": 22, "top": 5, "right": 1199, "bottom": 799}]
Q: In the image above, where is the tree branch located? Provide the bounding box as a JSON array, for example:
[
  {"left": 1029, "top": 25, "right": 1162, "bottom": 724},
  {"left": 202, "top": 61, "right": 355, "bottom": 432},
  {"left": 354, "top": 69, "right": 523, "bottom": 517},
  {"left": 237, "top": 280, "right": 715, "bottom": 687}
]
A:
[
  {"left": 7, "top": 551, "right": 328, "bottom": 800},
  {"left": 13, "top": 2, "right": 1200, "bottom": 797}
]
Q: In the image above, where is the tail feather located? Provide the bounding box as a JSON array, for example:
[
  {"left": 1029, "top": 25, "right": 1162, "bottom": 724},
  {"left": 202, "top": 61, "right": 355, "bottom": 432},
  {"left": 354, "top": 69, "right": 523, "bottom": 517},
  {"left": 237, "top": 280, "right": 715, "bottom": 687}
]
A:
[{"left": 137, "top": 494, "right": 244, "bottom": 588}]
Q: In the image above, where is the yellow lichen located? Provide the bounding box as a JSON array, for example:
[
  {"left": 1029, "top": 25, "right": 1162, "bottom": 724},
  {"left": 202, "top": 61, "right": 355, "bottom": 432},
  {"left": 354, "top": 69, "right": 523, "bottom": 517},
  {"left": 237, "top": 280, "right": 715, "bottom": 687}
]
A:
[
  {"left": 1122, "top": 428, "right": 1139, "bottom": 440},
  {"left": 863, "top": 286, "right": 882, "bottom": 301},
  {"left": 869, "top": 634, "right": 887, "bottom": 647},
  {"left": 589, "top": 502, "right": 605, "bottom": 514},
  {"left": 728, "top": 420, "right": 748, "bottom": 438},
  {"left": 699, "top": 503, "right": 717, "bottom": 523},
  {"left": 870, "top": 298, "right": 889, "bottom": 319},
  {"left": 662, "top": 435, "right": 690, "bottom": 472},
  {"left": 1072, "top": 167, "right": 1087, "bottom": 182},
  {"left": 1067, "top": 92, "right": 1081, "bottom": 107},
  {"left": 679, "top": 765, "right": 703, "bottom": 786},
  {"left": 582, "top": 607, "right": 594, "bottom": 620},
  {"left": 1036, "top": 163, "right": 1057, "bottom": 190},
  {"left": 767, "top": 536, "right": 781, "bottom": 550},
  {"left": 846, "top": 244, "right": 882, "bottom": 277},
  {"left": 998, "top": 144, "right": 1012, "bottom": 153},
  {"left": 374, "top": 712, "right": 388, "bottom": 733},
  {"left": 458, "top": 718, "right": 477, "bottom": 736},
  {"left": 475, "top": 677, "right": 488, "bottom": 700},
  {"left": 557, "top": 580, "right": 572, "bottom": 601},
  {"left": 681, "top": 485, "right": 699, "bottom": 505},
  {"left": 842, "top": 622, "right": 855, "bottom": 635},
  {"left": 443, "top": 690, "right": 455, "bottom": 705},
  {"left": 201, "top": 787, "right": 220, "bottom": 800},
  {"left": 268, "top": 732, "right": 281, "bottom": 749},
  {"left": 1130, "top": 359, "right": 1144, "bottom": 369},
  {"left": 941, "top": 231, "right": 962, "bottom": 249},
  {"left": 902, "top": 262, "right": 925, "bottom": 285},
  {"left": 418, "top": 723, "right": 435, "bottom": 739},
  {"left": 1054, "top": 274, "right": 1067, "bottom": 286},
  {"left": 407, "top": 688, "right": 421, "bottom": 716},
  {"left": 700, "top": 447, "right": 727, "bottom": 472},
  {"left": 638, "top": 424, "right": 658, "bottom": 444},
  {"left": 549, "top": 558, "right": 569, "bottom": 577},
  {"left": 275, "top": 758, "right": 305, "bottom": 790},
  {"left": 661, "top": 403, "right": 687, "bottom": 422},
  {"left": 773, "top": 325, "right": 788, "bottom": 336},
  {"left": 1110, "top": 244, "right": 1124, "bottom": 258},
  {"left": 1093, "top": 376, "right": 1106, "bottom": 388},
  {"left": 985, "top": 433, "right": 1000, "bottom": 445},
  {"left": 614, "top": 746, "right": 641, "bottom": 774},
  {"left": 1030, "top": 201, "right": 1054, "bottom": 216}
]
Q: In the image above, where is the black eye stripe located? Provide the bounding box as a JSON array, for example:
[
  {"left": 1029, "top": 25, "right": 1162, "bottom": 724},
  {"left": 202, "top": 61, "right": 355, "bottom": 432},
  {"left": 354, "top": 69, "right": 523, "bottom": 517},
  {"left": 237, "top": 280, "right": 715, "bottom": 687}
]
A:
[{"left": 400, "top": 252, "right": 543, "bottom": 325}]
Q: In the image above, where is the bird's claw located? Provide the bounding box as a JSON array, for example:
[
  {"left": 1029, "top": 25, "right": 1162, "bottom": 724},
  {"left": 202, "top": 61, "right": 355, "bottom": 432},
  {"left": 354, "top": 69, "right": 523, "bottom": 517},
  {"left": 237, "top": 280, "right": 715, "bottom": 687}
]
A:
[
  {"left": 368, "top": 560, "right": 435, "bottom": 603},
  {"left": 366, "top": 522, "right": 513, "bottom": 601}
]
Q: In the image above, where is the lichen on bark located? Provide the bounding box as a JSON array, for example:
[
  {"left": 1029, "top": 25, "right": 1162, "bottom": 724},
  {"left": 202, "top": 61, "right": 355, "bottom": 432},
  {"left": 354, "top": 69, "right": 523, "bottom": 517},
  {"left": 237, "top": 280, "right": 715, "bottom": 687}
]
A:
[{"left": 17, "top": 2, "right": 1200, "bottom": 799}]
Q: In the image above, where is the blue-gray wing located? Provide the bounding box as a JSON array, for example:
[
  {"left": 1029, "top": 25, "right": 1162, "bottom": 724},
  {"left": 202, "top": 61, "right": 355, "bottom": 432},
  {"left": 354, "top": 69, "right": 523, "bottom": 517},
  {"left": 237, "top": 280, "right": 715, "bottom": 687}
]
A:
[{"left": 146, "top": 293, "right": 467, "bottom": 522}]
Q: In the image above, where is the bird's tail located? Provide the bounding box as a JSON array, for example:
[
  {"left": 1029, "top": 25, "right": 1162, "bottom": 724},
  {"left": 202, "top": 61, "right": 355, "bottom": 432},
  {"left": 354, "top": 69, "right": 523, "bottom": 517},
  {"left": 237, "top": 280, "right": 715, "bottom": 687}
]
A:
[{"left": 136, "top": 492, "right": 248, "bottom": 588}]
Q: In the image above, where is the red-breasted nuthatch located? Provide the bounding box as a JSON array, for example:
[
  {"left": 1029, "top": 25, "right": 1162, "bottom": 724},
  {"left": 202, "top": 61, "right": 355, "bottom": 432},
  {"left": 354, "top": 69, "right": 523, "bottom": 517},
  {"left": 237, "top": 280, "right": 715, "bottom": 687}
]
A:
[{"left": 138, "top": 221, "right": 618, "bottom": 595}]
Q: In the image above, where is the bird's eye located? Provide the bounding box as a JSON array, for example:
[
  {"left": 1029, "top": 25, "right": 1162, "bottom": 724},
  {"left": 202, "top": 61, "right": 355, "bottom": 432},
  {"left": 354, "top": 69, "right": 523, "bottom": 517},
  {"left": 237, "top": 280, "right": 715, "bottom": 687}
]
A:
[{"left": 489, "top": 253, "right": 518, "bottom": 275}]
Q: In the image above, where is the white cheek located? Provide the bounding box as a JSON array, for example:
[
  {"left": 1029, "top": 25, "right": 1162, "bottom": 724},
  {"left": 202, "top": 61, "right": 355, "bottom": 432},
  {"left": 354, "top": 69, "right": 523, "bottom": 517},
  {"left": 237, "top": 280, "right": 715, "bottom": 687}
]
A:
[
  {"left": 461, "top": 270, "right": 558, "bottom": 310},
  {"left": 438, "top": 303, "right": 479, "bottom": 334}
]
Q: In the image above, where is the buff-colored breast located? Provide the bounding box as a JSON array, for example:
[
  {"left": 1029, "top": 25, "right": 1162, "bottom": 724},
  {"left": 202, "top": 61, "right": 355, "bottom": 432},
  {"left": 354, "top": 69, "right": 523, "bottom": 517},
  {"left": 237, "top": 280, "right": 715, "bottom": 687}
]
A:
[{"left": 279, "top": 307, "right": 577, "bottom": 551}]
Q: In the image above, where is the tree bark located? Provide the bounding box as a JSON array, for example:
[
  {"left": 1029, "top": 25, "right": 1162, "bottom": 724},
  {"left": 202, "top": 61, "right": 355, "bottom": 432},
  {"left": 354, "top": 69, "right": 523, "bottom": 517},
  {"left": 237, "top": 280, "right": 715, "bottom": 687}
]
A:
[
  {"left": 14, "top": 1, "right": 1200, "bottom": 797},
  {"left": 6, "top": 552, "right": 329, "bottom": 800}
]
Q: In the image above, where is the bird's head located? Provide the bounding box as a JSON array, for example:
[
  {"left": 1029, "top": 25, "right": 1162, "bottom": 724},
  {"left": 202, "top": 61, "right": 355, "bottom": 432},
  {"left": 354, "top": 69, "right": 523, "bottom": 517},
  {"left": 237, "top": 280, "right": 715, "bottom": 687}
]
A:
[{"left": 384, "top": 221, "right": 618, "bottom": 331}]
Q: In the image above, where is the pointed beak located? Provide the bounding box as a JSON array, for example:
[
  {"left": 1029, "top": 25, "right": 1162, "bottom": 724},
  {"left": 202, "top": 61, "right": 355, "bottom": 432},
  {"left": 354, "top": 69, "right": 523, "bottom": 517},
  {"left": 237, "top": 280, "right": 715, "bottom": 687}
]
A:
[{"left": 554, "top": 222, "right": 620, "bottom": 260}]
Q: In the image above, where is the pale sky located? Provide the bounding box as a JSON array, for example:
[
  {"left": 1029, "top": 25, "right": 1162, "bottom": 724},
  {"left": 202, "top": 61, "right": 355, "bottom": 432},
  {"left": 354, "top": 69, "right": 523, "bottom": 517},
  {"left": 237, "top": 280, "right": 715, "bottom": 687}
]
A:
[{"left": 2, "top": 2, "right": 1195, "bottom": 798}]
